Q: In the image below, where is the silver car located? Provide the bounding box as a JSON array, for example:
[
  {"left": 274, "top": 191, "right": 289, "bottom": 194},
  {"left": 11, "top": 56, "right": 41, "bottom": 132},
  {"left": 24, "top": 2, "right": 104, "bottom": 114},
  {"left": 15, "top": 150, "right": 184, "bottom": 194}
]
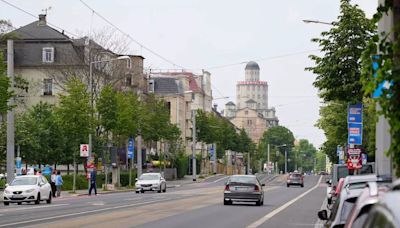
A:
[
  {"left": 223, "top": 175, "right": 265, "bottom": 206},
  {"left": 135, "top": 173, "right": 166, "bottom": 193}
]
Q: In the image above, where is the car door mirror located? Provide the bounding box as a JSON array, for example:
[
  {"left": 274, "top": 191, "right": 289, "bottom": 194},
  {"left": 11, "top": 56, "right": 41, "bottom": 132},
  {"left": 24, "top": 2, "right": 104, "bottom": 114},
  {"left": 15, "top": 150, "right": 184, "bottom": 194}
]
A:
[
  {"left": 135, "top": 178, "right": 138, "bottom": 181},
  {"left": 262, "top": 183, "right": 265, "bottom": 186},
  {"left": 317, "top": 210, "right": 328, "bottom": 221}
]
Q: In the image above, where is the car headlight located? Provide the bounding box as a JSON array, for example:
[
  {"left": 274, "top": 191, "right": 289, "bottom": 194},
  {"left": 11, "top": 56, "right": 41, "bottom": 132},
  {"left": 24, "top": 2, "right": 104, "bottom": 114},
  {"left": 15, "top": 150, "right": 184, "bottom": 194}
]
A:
[
  {"left": 4, "top": 190, "right": 11, "bottom": 194},
  {"left": 24, "top": 189, "right": 35, "bottom": 193}
]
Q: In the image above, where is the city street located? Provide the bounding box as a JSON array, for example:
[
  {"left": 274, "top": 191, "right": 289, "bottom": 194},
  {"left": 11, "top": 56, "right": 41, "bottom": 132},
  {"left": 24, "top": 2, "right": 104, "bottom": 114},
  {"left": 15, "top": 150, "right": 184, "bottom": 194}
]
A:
[{"left": 0, "top": 175, "right": 326, "bottom": 228}]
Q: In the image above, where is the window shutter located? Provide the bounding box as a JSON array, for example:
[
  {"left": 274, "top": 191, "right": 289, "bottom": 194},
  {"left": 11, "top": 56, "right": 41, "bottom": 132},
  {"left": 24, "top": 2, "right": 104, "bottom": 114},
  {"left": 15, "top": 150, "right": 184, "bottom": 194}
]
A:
[{"left": 42, "top": 48, "right": 46, "bottom": 63}]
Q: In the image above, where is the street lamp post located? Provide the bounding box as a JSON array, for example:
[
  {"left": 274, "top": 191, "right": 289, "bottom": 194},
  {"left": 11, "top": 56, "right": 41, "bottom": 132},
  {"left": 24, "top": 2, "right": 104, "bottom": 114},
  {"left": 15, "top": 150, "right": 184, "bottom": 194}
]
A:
[
  {"left": 276, "top": 144, "right": 287, "bottom": 174},
  {"left": 88, "top": 55, "right": 130, "bottom": 187}
]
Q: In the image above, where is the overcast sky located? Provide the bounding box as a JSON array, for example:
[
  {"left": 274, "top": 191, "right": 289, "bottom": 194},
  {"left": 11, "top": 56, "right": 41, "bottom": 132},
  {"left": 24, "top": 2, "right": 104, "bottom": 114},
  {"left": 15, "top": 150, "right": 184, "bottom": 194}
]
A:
[{"left": 1, "top": 0, "right": 378, "bottom": 148}]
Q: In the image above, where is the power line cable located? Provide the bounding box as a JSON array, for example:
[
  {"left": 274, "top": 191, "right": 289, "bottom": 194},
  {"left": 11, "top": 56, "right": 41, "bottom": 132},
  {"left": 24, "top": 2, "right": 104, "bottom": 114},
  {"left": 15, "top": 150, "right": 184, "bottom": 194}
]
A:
[
  {"left": 79, "top": 0, "right": 186, "bottom": 69},
  {"left": 0, "top": 0, "right": 79, "bottom": 38}
]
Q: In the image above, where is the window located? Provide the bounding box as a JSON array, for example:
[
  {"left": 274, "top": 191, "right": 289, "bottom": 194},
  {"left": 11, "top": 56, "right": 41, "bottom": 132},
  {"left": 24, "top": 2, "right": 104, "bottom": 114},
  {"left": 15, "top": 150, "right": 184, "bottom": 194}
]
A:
[
  {"left": 247, "top": 120, "right": 252, "bottom": 126},
  {"left": 42, "top": 47, "right": 54, "bottom": 63},
  {"left": 125, "top": 76, "right": 132, "bottom": 86},
  {"left": 43, "top": 79, "right": 53, "bottom": 96},
  {"left": 127, "top": 59, "right": 132, "bottom": 69}
]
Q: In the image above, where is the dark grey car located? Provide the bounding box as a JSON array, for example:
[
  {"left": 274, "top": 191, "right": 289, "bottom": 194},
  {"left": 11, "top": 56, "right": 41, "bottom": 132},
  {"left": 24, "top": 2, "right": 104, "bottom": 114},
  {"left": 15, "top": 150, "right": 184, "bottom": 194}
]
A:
[{"left": 223, "top": 175, "right": 264, "bottom": 206}]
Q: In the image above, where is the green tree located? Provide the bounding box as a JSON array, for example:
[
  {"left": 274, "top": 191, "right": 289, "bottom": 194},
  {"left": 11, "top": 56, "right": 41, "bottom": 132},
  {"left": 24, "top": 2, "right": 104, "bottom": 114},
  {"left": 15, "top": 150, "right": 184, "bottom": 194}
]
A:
[
  {"left": 360, "top": 1, "right": 400, "bottom": 176},
  {"left": 293, "top": 139, "right": 318, "bottom": 173},
  {"left": 56, "top": 79, "right": 92, "bottom": 166},
  {"left": 16, "top": 102, "right": 65, "bottom": 166},
  {"left": 259, "top": 126, "right": 295, "bottom": 172},
  {"left": 307, "top": 0, "right": 377, "bottom": 163}
]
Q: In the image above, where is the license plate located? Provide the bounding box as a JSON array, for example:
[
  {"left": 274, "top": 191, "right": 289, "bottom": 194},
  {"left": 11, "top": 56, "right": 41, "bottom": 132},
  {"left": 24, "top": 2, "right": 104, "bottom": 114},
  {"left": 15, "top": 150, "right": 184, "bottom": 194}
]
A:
[
  {"left": 143, "top": 187, "right": 151, "bottom": 190},
  {"left": 235, "top": 187, "right": 248, "bottom": 191},
  {"left": 12, "top": 194, "right": 23, "bottom": 199}
]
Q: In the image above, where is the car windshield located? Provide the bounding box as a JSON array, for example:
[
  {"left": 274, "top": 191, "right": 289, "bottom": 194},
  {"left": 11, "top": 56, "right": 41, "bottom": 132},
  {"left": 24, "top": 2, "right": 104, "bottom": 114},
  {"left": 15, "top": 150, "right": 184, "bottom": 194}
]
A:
[
  {"left": 11, "top": 177, "right": 37, "bottom": 186},
  {"left": 229, "top": 176, "right": 256, "bottom": 184},
  {"left": 139, "top": 174, "right": 160, "bottom": 180}
]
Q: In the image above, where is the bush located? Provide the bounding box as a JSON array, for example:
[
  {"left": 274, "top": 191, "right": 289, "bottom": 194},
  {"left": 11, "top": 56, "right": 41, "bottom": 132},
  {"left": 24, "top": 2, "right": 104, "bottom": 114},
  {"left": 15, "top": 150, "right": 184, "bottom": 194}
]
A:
[
  {"left": 175, "top": 154, "right": 189, "bottom": 179},
  {"left": 0, "top": 178, "right": 5, "bottom": 189}
]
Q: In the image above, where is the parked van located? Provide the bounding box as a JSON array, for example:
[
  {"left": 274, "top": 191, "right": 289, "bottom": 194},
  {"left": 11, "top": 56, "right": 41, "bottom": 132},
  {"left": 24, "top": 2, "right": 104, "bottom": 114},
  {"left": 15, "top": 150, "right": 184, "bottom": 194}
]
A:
[{"left": 331, "top": 163, "right": 375, "bottom": 187}]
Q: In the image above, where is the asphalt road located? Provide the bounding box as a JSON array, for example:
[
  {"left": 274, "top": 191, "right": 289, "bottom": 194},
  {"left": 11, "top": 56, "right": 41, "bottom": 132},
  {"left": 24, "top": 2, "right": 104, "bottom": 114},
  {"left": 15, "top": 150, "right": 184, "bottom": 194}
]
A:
[{"left": 0, "top": 174, "right": 326, "bottom": 228}]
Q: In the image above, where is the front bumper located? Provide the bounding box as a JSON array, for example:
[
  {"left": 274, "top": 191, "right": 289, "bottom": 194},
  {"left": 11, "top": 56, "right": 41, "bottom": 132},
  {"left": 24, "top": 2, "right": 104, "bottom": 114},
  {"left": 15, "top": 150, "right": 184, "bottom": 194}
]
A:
[
  {"left": 224, "top": 191, "right": 262, "bottom": 202},
  {"left": 135, "top": 185, "right": 160, "bottom": 191},
  {"left": 3, "top": 192, "right": 37, "bottom": 203}
]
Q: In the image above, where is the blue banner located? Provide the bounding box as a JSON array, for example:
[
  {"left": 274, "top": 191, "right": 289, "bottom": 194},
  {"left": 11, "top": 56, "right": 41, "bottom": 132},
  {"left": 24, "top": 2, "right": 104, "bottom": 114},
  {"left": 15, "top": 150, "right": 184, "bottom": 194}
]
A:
[
  {"left": 128, "top": 138, "right": 134, "bottom": 159},
  {"left": 209, "top": 147, "right": 214, "bottom": 161},
  {"left": 348, "top": 123, "right": 363, "bottom": 145},
  {"left": 348, "top": 103, "right": 363, "bottom": 123}
]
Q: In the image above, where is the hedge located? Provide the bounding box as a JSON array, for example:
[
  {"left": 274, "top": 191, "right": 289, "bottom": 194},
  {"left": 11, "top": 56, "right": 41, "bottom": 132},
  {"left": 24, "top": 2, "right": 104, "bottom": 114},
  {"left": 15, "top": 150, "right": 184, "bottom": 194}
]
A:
[
  {"left": 0, "top": 178, "right": 5, "bottom": 189},
  {"left": 44, "top": 170, "right": 137, "bottom": 191}
]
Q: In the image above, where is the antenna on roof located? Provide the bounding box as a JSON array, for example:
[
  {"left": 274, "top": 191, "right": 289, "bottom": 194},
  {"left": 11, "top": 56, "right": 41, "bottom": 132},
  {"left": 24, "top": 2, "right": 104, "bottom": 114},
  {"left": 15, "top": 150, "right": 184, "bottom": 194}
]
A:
[{"left": 42, "top": 6, "right": 52, "bottom": 15}]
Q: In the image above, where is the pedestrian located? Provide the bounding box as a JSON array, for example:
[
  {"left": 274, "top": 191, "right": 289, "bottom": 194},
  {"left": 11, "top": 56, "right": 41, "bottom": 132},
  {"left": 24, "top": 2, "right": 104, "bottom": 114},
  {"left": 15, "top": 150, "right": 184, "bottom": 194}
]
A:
[
  {"left": 89, "top": 169, "right": 97, "bottom": 196},
  {"left": 50, "top": 170, "right": 57, "bottom": 197},
  {"left": 21, "top": 168, "right": 26, "bottom": 175},
  {"left": 55, "top": 170, "right": 63, "bottom": 197}
]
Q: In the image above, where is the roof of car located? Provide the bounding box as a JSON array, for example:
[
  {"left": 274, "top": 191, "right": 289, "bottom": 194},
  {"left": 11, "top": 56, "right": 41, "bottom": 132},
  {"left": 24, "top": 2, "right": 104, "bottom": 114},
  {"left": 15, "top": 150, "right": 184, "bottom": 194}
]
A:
[
  {"left": 344, "top": 174, "right": 377, "bottom": 185},
  {"left": 142, "top": 173, "right": 161, "bottom": 175},
  {"left": 16, "top": 175, "right": 38, "bottom": 178}
]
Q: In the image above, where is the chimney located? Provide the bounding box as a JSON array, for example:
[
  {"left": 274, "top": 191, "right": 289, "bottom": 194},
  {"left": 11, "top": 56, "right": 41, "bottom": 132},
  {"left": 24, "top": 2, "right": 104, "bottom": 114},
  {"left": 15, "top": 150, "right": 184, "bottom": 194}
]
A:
[
  {"left": 38, "top": 14, "right": 46, "bottom": 26},
  {"left": 213, "top": 103, "right": 218, "bottom": 111}
]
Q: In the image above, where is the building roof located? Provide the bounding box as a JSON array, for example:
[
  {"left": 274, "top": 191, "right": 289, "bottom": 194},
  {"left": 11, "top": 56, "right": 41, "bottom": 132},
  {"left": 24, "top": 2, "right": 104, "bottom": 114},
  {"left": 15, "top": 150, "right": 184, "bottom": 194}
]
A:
[
  {"left": 153, "top": 77, "right": 181, "bottom": 95},
  {"left": 225, "top": 101, "right": 236, "bottom": 106},
  {"left": 245, "top": 61, "right": 260, "bottom": 70},
  {"left": 12, "top": 20, "right": 70, "bottom": 41},
  {"left": 245, "top": 99, "right": 257, "bottom": 103}
]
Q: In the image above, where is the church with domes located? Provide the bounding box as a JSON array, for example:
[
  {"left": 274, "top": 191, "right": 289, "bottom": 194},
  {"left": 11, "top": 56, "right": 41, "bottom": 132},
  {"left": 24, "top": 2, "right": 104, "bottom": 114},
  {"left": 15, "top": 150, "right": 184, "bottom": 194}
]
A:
[{"left": 223, "top": 61, "right": 279, "bottom": 144}]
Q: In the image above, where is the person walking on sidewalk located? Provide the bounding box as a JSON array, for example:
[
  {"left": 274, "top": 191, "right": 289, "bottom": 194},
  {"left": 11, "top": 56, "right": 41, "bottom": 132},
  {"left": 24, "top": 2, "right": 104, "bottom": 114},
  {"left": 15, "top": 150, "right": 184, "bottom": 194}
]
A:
[
  {"left": 50, "top": 170, "right": 57, "bottom": 197},
  {"left": 55, "top": 170, "right": 63, "bottom": 197},
  {"left": 89, "top": 169, "right": 97, "bottom": 196}
]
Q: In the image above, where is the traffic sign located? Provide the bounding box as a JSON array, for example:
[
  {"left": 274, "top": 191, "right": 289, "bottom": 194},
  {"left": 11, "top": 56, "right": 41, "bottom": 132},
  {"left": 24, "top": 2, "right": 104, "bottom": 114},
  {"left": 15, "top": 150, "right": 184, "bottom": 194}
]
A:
[
  {"left": 80, "top": 144, "right": 89, "bottom": 157},
  {"left": 348, "top": 123, "right": 363, "bottom": 145},
  {"left": 347, "top": 104, "right": 363, "bottom": 123}
]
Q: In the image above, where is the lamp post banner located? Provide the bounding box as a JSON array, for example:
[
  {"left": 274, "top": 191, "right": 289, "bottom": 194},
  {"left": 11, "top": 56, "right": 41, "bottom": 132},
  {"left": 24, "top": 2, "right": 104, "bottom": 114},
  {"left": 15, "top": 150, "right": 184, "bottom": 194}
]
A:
[{"left": 347, "top": 103, "right": 363, "bottom": 123}]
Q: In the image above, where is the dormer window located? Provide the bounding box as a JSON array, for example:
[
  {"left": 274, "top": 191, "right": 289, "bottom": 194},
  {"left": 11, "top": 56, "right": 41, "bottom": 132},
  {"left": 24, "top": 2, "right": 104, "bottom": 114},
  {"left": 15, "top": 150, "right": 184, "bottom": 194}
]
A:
[{"left": 42, "top": 47, "right": 54, "bottom": 63}]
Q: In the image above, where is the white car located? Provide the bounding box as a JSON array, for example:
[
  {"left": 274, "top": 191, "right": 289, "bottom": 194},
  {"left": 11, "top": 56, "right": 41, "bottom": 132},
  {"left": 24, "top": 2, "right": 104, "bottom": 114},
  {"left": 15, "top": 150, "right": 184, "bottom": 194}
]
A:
[
  {"left": 3, "top": 175, "right": 52, "bottom": 206},
  {"left": 135, "top": 173, "right": 166, "bottom": 193}
]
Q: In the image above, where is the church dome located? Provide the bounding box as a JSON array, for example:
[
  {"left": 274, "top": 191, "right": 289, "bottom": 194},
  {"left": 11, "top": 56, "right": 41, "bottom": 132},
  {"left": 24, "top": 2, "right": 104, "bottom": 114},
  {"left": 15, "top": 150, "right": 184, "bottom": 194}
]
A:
[{"left": 245, "top": 61, "right": 260, "bottom": 70}]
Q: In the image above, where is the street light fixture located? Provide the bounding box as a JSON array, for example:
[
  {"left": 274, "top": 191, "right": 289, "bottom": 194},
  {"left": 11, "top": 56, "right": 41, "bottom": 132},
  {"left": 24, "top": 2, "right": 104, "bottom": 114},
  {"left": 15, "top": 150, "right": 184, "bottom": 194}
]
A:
[{"left": 302, "top": 19, "right": 333, "bottom": 25}]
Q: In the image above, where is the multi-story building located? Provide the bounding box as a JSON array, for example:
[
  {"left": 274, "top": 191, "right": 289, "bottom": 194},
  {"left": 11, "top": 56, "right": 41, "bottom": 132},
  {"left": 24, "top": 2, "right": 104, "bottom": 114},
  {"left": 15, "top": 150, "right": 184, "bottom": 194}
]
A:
[
  {"left": 224, "top": 61, "right": 279, "bottom": 143},
  {"left": 149, "top": 70, "right": 213, "bottom": 154},
  {"left": 3, "top": 14, "right": 146, "bottom": 112}
]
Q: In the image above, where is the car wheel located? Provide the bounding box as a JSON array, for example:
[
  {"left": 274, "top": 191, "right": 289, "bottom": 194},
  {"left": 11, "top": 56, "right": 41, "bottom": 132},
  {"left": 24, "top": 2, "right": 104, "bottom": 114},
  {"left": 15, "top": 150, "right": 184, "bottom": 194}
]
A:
[
  {"left": 158, "top": 186, "right": 162, "bottom": 193},
  {"left": 3, "top": 202, "right": 9, "bottom": 206},
  {"left": 163, "top": 184, "right": 166, "bottom": 193},
  {"left": 135, "top": 191, "right": 139, "bottom": 194},
  {"left": 256, "top": 200, "right": 261, "bottom": 206},
  {"left": 17, "top": 202, "right": 22, "bottom": 205},
  {"left": 261, "top": 200, "right": 264, "bottom": 206},
  {"left": 287, "top": 184, "right": 290, "bottom": 187},
  {"left": 301, "top": 184, "right": 304, "bottom": 188},
  {"left": 35, "top": 193, "right": 40, "bottom": 205},
  {"left": 140, "top": 189, "right": 144, "bottom": 193},
  {"left": 223, "top": 199, "right": 231, "bottom": 205},
  {"left": 46, "top": 193, "right": 52, "bottom": 204}
]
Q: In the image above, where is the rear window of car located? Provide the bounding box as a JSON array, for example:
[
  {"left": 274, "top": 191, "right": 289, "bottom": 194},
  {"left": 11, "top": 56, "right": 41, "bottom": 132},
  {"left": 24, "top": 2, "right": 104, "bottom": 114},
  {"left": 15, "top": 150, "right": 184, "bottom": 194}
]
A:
[
  {"left": 290, "top": 174, "right": 301, "bottom": 178},
  {"left": 229, "top": 176, "right": 256, "bottom": 184}
]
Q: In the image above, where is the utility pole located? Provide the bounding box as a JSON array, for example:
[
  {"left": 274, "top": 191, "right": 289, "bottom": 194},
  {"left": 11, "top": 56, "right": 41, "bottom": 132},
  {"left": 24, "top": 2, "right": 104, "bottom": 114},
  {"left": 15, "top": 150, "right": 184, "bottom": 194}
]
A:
[
  {"left": 213, "top": 143, "right": 217, "bottom": 174},
  {"left": 267, "top": 144, "right": 270, "bottom": 174},
  {"left": 284, "top": 148, "right": 287, "bottom": 174},
  {"left": 137, "top": 133, "right": 142, "bottom": 178},
  {"left": 192, "top": 109, "right": 197, "bottom": 181},
  {"left": 6, "top": 40, "right": 15, "bottom": 184}
]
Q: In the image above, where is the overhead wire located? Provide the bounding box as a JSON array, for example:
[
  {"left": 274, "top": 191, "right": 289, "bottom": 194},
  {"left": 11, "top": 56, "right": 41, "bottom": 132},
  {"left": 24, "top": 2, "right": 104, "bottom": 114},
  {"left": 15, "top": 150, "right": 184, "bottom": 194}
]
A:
[{"left": 79, "top": 0, "right": 186, "bottom": 70}]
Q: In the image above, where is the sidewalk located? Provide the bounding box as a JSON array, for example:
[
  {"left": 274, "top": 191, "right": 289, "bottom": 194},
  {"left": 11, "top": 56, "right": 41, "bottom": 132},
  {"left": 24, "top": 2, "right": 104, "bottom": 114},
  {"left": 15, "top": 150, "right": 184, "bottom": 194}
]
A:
[{"left": 59, "top": 174, "right": 223, "bottom": 197}]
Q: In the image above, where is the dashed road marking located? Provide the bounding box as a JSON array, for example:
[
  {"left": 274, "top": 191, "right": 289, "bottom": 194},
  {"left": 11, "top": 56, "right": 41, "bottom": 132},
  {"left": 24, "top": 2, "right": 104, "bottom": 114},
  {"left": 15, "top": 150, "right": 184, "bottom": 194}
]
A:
[
  {"left": 247, "top": 176, "right": 323, "bottom": 228},
  {"left": 0, "top": 203, "right": 69, "bottom": 213}
]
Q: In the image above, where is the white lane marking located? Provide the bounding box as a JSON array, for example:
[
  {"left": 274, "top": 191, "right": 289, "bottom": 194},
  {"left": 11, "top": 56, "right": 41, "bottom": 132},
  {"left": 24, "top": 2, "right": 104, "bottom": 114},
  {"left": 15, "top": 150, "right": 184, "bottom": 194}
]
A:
[
  {"left": 247, "top": 176, "right": 323, "bottom": 228},
  {"left": 314, "top": 191, "right": 327, "bottom": 228},
  {"left": 0, "top": 203, "right": 69, "bottom": 213},
  {"left": 0, "top": 198, "right": 173, "bottom": 227},
  {"left": 212, "top": 176, "right": 229, "bottom": 183}
]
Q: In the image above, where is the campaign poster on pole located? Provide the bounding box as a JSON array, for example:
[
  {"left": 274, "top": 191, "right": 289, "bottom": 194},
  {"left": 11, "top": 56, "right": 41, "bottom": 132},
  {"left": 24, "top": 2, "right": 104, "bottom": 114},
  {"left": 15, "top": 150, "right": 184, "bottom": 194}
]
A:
[
  {"left": 80, "top": 144, "right": 89, "bottom": 157},
  {"left": 128, "top": 138, "right": 134, "bottom": 159}
]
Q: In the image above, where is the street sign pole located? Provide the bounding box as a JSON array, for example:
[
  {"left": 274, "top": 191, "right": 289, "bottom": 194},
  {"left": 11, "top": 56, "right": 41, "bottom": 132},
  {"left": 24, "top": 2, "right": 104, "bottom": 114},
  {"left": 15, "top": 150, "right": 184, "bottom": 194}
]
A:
[{"left": 6, "top": 40, "right": 15, "bottom": 185}]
